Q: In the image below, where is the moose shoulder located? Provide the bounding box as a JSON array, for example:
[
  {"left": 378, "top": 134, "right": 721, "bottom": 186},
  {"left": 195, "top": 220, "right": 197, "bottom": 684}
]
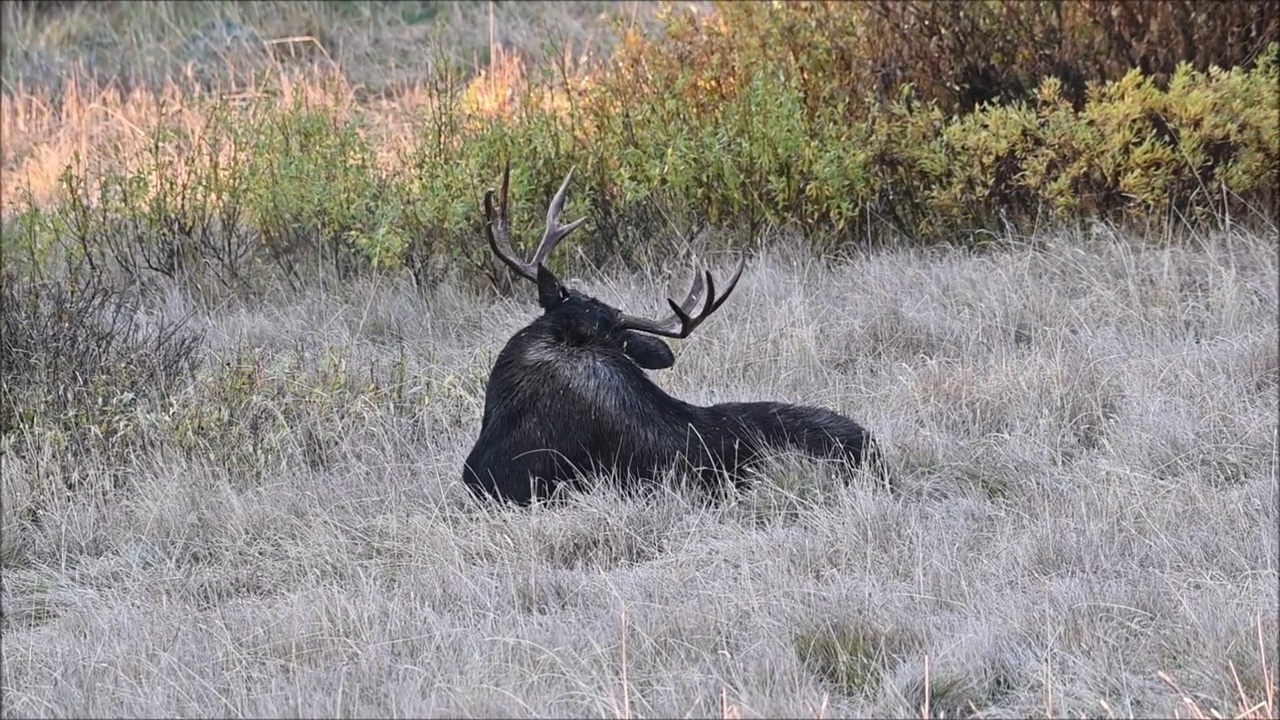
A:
[{"left": 461, "top": 164, "right": 889, "bottom": 505}]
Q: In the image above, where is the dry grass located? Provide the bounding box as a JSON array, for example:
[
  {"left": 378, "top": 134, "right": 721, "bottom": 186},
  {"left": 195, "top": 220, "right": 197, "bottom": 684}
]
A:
[
  {"left": 0, "top": 0, "right": 677, "bottom": 210},
  {"left": 1, "top": 1, "right": 664, "bottom": 91},
  {"left": 3, "top": 224, "right": 1277, "bottom": 718}
]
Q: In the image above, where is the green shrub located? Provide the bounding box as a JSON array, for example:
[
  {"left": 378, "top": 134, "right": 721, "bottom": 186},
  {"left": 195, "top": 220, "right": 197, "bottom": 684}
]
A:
[
  {"left": 572, "top": 3, "right": 1278, "bottom": 240},
  {"left": 6, "top": 4, "right": 1276, "bottom": 294},
  {"left": 573, "top": 24, "right": 1278, "bottom": 243},
  {"left": 627, "top": 1, "right": 1277, "bottom": 118}
]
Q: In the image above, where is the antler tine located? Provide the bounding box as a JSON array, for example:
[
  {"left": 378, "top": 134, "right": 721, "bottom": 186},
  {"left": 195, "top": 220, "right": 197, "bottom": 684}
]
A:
[
  {"left": 617, "top": 256, "right": 747, "bottom": 340},
  {"left": 674, "top": 269, "right": 707, "bottom": 317},
  {"left": 485, "top": 162, "right": 538, "bottom": 282},
  {"left": 532, "top": 167, "right": 587, "bottom": 268},
  {"left": 705, "top": 254, "right": 746, "bottom": 316}
]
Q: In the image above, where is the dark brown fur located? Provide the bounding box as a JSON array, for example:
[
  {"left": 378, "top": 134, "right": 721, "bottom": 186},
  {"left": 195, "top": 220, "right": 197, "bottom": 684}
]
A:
[{"left": 462, "top": 265, "right": 889, "bottom": 505}]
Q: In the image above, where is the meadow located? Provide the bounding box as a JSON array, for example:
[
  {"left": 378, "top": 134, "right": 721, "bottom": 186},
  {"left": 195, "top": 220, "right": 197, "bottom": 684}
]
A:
[
  {"left": 4, "top": 226, "right": 1276, "bottom": 717},
  {"left": 2, "top": 2, "right": 1277, "bottom": 718}
]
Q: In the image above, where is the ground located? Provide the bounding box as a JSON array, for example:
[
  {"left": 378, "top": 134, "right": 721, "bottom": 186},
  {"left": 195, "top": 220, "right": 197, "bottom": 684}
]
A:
[{"left": 3, "top": 226, "right": 1276, "bottom": 717}]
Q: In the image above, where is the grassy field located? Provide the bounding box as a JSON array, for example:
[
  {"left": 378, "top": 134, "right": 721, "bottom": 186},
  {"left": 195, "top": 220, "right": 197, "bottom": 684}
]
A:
[
  {"left": 2, "top": 2, "right": 1278, "bottom": 718},
  {"left": 4, "top": 226, "right": 1277, "bottom": 717}
]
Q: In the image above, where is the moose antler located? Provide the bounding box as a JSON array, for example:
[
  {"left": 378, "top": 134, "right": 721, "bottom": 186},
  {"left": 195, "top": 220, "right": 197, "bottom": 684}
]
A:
[
  {"left": 485, "top": 162, "right": 586, "bottom": 282},
  {"left": 617, "top": 256, "right": 746, "bottom": 339},
  {"left": 485, "top": 161, "right": 745, "bottom": 338}
]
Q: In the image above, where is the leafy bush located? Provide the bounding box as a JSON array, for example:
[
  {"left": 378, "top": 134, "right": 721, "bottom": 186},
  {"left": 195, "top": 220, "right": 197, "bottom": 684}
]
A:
[
  {"left": 4, "top": 3, "right": 1276, "bottom": 294},
  {"left": 574, "top": 32, "right": 1278, "bottom": 243},
  {"left": 632, "top": 1, "right": 1278, "bottom": 117}
]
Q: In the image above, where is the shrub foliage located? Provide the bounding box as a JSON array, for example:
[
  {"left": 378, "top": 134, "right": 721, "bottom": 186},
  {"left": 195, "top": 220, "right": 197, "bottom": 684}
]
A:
[{"left": 3, "top": 1, "right": 1277, "bottom": 292}]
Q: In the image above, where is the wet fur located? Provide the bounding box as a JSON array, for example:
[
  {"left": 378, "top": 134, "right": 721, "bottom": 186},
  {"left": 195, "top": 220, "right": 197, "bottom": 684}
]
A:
[{"left": 463, "top": 265, "right": 887, "bottom": 505}]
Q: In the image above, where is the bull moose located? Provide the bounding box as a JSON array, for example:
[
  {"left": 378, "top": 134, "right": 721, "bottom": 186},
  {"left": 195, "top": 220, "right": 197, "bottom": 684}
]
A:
[{"left": 461, "top": 164, "right": 888, "bottom": 504}]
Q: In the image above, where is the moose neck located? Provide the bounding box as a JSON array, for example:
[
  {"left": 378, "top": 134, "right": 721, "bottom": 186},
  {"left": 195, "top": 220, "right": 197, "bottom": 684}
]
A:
[{"left": 487, "top": 314, "right": 697, "bottom": 420}]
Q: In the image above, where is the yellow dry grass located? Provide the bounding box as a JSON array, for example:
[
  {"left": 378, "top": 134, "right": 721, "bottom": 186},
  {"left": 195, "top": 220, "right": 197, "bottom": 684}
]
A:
[{"left": 0, "top": 1, "right": 681, "bottom": 210}]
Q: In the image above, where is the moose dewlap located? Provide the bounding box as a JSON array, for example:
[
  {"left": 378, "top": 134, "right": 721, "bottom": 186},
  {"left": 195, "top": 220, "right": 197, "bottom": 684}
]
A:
[{"left": 461, "top": 164, "right": 889, "bottom": 505}]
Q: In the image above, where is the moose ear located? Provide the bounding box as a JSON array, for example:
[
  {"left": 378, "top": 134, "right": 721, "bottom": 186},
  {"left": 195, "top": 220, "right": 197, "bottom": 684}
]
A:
[
  {"left": 621, "top": 332, "right": 676, "bottom": 370},
  {"left": 536, "top": 263, "right": 566, "bottom": 309}
]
